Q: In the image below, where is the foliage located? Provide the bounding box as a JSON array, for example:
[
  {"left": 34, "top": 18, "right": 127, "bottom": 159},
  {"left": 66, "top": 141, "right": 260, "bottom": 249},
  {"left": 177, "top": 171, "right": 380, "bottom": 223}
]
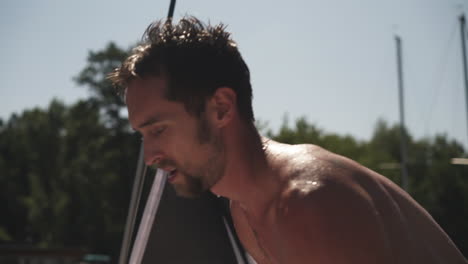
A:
[
  {"left": 0, "top": 43, "right": 139, "bottom": 259},
  {"left": 0, "top": 42, "right": 467, "bottom": 260},
  {"left": 74, "top": 42, "right": 131, "bottom": 130}
]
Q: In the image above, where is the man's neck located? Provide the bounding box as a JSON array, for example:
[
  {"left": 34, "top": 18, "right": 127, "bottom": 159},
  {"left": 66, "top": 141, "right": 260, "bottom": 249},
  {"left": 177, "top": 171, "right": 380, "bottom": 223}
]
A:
[{"left": 210, "top": 124, "right": 284, "bottom": 219}]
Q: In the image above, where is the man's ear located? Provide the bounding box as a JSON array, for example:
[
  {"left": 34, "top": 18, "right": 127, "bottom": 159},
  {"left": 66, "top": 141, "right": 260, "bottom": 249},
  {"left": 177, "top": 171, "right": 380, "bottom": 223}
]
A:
[{"left": 207, "top": 87, "right": 236, "bottom": 127}]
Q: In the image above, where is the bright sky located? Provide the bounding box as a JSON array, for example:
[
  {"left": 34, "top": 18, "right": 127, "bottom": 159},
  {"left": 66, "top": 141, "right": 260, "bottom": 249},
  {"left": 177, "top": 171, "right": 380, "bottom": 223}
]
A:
[{"left": 1, "top": 0, "right": 468, "bottom": 149}]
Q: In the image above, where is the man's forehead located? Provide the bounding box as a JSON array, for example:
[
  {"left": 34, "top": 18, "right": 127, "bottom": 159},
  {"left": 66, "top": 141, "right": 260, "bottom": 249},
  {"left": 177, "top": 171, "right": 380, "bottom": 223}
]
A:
[
  {"left": 125, "top": 77, "right": 168, "bottom": 128},
  {"left": 129, "top": 105, "right": 172, "bottom": 131},
  {"left": 127, "top": 76, "right": 166, "bottom": 95},
  {"left": 126, "top": 77, "right": 167, "bottom": 108}
]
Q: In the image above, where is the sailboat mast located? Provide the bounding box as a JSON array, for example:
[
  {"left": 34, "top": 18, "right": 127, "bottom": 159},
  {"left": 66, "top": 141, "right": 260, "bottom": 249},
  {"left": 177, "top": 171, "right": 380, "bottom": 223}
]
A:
[
  {"left": 395, "top": 35, "right": 409, "bottom": 191},
  {"left": 459, "top": 14, "right": 468, "bottom": 146}
]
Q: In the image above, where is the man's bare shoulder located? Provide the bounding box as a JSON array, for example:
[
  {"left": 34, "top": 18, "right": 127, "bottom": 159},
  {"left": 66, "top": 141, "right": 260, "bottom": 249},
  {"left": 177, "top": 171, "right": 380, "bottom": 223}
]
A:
[
  {"left": 264, "top": 141, "right": 467, "bottom": 263},
  {"left": 270, "top": 141, "right": 376, "bottom": 184},
  {"left": 273, "top": 142, "right": 380, "bottom": 216},
  {"left": 268, "top": 142, "right": 392, "bottom": 263},
  {"left": 272, "top": 142, "right": 389, "bottom": 222},
  {"left": 274, "top": 176, "right": 390, "bottom": 262}
]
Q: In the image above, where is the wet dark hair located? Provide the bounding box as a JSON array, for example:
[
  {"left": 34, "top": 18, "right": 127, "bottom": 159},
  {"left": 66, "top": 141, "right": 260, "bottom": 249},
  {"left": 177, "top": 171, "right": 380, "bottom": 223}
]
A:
[{"left": 108, "top": 16, "right": 254, "bottom": 122}]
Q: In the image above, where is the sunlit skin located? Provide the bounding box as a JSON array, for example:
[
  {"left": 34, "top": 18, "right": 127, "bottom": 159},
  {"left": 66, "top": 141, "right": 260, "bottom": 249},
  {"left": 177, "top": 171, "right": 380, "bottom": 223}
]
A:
[
  {"left": 126, "top": 77, "right": 226, "bottom": 198},
  {"left": 126, "top": 76, "right": 467, "bottom": 264}
]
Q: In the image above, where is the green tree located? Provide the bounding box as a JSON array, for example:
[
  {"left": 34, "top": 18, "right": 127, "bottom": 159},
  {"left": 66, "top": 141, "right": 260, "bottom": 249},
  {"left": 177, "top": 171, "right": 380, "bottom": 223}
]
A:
[
  {"left": 74, "top": 42, "right": 131, "bottom": 130},
  {"left": 64, "top": 42, "right": 140, "bottom": 256},
  {"left": 0, "top": 42, "right": 139, "bottom": 261},
  {"left": 0, "top": 100, "right": 67, "bottom": 243}
]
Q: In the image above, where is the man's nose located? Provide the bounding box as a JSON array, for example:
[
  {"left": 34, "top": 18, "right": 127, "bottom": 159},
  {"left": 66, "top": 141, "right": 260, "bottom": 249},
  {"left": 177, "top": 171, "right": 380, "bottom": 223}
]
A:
[{"left": 143, "top": 141, "right": 163, "bottom": 166}]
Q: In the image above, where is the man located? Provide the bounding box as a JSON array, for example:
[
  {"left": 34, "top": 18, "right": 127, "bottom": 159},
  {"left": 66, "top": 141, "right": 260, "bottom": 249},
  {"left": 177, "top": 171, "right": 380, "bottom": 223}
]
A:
[{"left": 109, "top": 17, "right": 467, "bottom": 264}]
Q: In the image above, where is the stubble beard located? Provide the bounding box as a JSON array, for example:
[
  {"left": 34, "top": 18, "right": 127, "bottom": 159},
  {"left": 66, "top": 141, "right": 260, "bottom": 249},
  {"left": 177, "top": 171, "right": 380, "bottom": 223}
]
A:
[{"left": 172, "top": 114, "right": 225, "bottom": 198}]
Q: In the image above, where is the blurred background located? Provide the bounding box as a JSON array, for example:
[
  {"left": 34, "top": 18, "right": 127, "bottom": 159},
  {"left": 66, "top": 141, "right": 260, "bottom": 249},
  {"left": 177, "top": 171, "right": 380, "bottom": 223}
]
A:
[{"left": 1, "top": 0, "right": 467, "bottom": 263}]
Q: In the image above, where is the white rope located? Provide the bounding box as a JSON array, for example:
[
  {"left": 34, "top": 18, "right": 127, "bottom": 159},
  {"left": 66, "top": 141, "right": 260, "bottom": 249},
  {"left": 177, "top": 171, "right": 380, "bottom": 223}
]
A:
[
  {"left": 223, "top": 217, "right": 258, "bottom": 264},
  {"left": 128, "top": 169, "right": 167, "bottom": 264}
]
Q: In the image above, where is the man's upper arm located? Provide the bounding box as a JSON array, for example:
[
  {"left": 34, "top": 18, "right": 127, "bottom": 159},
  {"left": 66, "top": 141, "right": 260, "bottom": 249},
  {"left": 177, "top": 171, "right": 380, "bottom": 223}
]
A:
[{"left": 277, "top": 179, "right": 392, "bottom": 264}]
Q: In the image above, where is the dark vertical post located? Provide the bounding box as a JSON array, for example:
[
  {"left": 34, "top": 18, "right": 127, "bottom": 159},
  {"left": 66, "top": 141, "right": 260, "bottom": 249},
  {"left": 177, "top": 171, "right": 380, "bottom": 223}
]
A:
[
  {"left": 460, "top": 14, "right": 468, "bottom": 145},
  {"left": 167, "top": 0, "right": 176, "bottom": 20},
  {"left": 395, "top": 35, "right": 409, "bottom": 192}
]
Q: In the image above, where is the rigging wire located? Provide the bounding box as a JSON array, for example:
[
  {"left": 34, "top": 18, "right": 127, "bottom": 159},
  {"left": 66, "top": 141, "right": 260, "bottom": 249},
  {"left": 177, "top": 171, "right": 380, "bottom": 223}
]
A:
[
  {"left": 450, "top": 65, "right": 461, "bottom": 147},
  {"left": 422, "top": 18, "right": 458, "bottom": 138}
]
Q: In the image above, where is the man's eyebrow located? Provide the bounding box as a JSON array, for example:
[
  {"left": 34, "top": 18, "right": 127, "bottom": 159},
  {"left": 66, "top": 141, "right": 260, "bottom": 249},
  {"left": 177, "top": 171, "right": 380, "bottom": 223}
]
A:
[{"left": 136, "top": 116, "right": 162, "bottom": 130}]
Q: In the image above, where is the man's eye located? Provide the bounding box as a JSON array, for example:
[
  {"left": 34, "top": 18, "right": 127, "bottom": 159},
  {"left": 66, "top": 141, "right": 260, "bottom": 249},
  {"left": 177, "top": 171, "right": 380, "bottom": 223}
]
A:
[{"left": 152, "top": 126, "right": 166, "bottom": 136}]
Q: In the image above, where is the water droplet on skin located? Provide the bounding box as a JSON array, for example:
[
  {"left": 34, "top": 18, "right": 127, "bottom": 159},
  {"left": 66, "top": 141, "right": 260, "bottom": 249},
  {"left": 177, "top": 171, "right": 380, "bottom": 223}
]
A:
[{"left": 291, "top": 179, "right": 321, "bottom": 194}]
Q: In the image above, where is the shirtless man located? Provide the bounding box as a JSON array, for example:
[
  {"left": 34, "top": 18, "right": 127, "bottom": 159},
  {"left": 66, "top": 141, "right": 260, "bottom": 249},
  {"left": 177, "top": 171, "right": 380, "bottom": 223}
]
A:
[{"left": 109, "top": 17, "right": 467, "bottom": 264}]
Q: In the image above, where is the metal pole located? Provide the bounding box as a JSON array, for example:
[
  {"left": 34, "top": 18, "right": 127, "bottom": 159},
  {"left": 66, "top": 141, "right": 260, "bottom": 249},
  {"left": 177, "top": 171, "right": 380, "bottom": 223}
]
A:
[
  {"left": 118, "top": 145, "right": 148, "bottom": 264},
  {"left": 459, "top": 14, "right": 468, "bottom": 146},
  {"left": 167, "top": 0, "right": 176, "bottom": 20},
  {"left": 395, "top": 35, "right": 409, "bottom": 191}
]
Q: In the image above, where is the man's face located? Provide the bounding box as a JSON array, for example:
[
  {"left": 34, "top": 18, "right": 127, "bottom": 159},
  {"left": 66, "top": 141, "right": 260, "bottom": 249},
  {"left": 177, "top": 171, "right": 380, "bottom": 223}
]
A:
[{"left": 126, "top": 76, "right": 225, "bottom": 198}]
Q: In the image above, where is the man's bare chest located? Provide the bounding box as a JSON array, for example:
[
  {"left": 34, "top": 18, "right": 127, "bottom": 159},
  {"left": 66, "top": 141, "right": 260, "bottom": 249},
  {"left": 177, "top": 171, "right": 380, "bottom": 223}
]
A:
[{"left": 230, "top": 204, "right": 283, "bottom": 264}]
